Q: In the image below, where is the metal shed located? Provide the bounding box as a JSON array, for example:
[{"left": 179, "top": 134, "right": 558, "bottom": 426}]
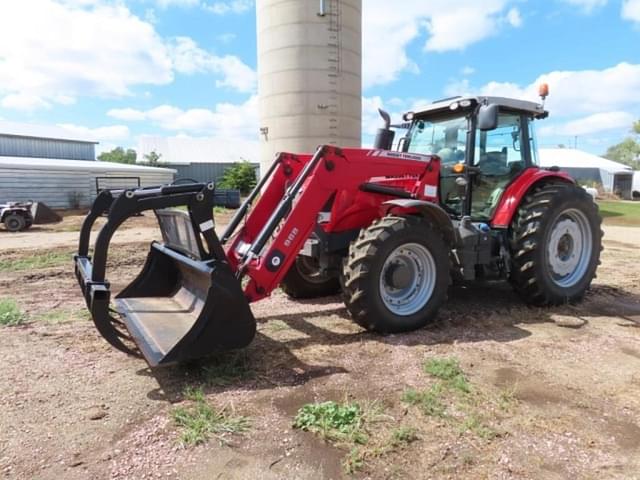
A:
[
  {"left": 167, "top": 162, "right": 260, "bottom": 183},
  {"left": 539, "top": 148, "right": 634, "bottom": 200},
  {"left": 0, "top": 120, "right": 98, "bottom": 161},
  {"left": 0, "top": 157, "right": 175, "bottom": 209}
]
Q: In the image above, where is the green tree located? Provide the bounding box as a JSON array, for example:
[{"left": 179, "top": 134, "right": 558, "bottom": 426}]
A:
[
  {"left": 143, "top": 151, "right": 162, "bottom": 166},
  {"left": 217, "top": 160, "right": 257, "bottom": 195},
  {"left": 603, "top": 118, "right": 640, "bottom": 168},
  {"left": 604, "top": 138, "right": 640, "bottom": 167},
  {"left": 98, "top": 147, "right": 136, "bottom": 164}
]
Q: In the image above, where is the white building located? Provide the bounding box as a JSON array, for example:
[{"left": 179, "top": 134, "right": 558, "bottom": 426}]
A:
[
  {"left": 0, "top": 157, "right": 175, "bottom": 209},
  {"left": 538, "top": 148, "right": 634, "bottom": 200}
]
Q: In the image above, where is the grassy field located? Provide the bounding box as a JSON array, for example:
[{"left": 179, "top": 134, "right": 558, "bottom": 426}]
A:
[{"left": 598, "top": 200, "right": 640, "bottom": 226}]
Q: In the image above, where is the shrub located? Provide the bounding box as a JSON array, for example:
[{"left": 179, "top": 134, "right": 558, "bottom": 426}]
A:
[{"left": 217, "top": 161, "right": 257, "bottom": 195}]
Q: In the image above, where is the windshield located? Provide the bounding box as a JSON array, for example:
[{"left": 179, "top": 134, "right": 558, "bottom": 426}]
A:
[{"left": 405, "top": 114, "right": 468, "bottom": 166}]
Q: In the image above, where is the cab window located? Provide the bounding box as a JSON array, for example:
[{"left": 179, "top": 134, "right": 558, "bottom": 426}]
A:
[
  {"left": 406, "top": 115, "right": 467, "bottom": 166},
  {"left": 471, "top": 113, "right": 526, "bottom": 220}
]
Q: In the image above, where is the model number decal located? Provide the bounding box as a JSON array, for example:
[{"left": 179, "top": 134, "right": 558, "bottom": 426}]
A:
[{"left": 284, "top": 227, "right": 299, "bottom": 248}]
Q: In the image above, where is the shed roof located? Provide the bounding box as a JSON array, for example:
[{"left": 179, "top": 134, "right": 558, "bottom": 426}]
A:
[
  {"left": 538, "top": 148, "right": 633, "bottom": 174},
  {"left": 0, "top": 156, "right": 176, "bottom": 174},
  {"left": 0, "top": 120, "right": 99, "bottom": 144}
]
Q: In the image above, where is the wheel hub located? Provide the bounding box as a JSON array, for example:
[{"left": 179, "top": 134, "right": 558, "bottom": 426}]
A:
[
  {"left": 385, "top": 262, "right": 412, "bottom": 290},
  {"left": 546, "top": 209, "right": 593, "bottom": 287},
  {"left": 379, "top": 243, "right": 436, "bottom": 316}
]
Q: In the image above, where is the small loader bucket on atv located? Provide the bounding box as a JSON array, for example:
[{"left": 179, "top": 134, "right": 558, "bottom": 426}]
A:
[{"left": 74, "top": 183, "right": 256, "bottom": 366}]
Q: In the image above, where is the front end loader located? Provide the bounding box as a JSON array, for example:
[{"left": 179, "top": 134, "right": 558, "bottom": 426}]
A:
[{"left": 75, "top": 92, "right": 602, "bottom": 367}]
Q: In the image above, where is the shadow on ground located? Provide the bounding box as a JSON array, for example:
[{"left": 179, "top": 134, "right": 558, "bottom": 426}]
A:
[{"left": 137, "top": 281, "right": 640, "bottom": 403}]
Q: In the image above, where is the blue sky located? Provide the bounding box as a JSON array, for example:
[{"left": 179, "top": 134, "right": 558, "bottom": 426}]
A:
[{"left": 0, "top": 0, "right": 639, "bottom": 158}]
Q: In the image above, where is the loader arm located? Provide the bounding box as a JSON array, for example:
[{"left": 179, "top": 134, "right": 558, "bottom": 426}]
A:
[{"left": 231, "top": 146, "right": 438, "bottom": 302}]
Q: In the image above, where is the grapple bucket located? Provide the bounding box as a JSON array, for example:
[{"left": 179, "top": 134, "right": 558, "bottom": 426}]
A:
[{"left": 74, "top": 183, "right": 256, "bottom": 366}]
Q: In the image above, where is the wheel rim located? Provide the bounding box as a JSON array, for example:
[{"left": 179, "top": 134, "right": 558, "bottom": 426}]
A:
[
  {"left": 379, "top": 243, "right": 436, "bottom": 316},
  {"left": 296, "top": 257, "right": 330, "bottom": 285},
  {"left": 546, "top": 208, "right": 593, "bottom": 288}
]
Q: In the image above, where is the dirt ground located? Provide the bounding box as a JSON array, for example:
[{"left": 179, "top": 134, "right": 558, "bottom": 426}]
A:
[{"left": 1, "top": 213, "right": 639, "bottom": 480}]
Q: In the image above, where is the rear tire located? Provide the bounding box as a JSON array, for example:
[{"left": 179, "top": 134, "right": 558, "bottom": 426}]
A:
[
  {"left": 280, "top": 256, "right": 340, "bottom": 299},
  {"left": 342, "top": 216, "right": 450, "bottom": 333},
  {"left": 4, "top": 214, "right": 26, "bottom": 232},
  {"left": 509, "top": 182, "right": 603, "bottom": 305}
]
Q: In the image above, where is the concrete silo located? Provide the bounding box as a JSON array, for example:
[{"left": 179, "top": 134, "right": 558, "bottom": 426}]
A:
[{"left": 256, "top": 0, "right": 362, "bottom": 174}]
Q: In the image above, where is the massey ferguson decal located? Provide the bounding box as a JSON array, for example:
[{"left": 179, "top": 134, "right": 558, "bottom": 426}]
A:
[{"left": 367, "top": 150, "right": 432, "bottom": 162}]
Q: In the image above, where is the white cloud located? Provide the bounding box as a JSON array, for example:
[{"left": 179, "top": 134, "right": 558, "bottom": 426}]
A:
[
  {"left": 439, "top": 63, "right": 640, "bottom": 141},
  {"left": 169, "top": 37, "right": 256, "bottom": 92},
  {"left": 622, "top": 0, "right": 640, "bottom": 22},
  {"left": 1, "top": 94, "right": 51, "bottom": 111},
  {"left": 156, "top": 0, "right": 200, "bottom": 8},
  {"left": 57, "top": 123, "right": 131, "bottom": 141},
  {"left": 362, "top": 1, "right": 522, "bottom": 88},
  {"left": 112, "top": 95, "right": 259, "bottom": 138},
  {"left": 0, "top": 1, "right": 255, "bottom": 112},
  {"left": 204, "top": 0, "right": 254, "bottom": 15},
  {"left": 506, "top": 8, "right": 523, "bottom": 27},
  {"left": 461, "top": 66, "right": 476, "bottom": 76},
  {"left": 107, "top": 107, "right": 148, "bottom": 121},
  {"left": 560, "top": 0, "right": 608, "bottom": 13},
  {"left": 540, "top": 111, "right": 635, "bottom": 136},
  {"left": 0, "top": 0, "right": 174, "bottom": 106},
  {"left": 469, "top": 63, "right": 640, "bottom": 118}
]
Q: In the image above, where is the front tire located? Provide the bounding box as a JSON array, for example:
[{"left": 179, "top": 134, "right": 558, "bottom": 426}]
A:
[
  {"left": 280, "top": 256, "right": 340, "bottom": 299},
  {"left": 509, "top": 182, "right": 603, "bottom": 305},
  {"left": 4, "top": 214, "right": 26, "bottom": 232},
  {"left": 342, "top": 216, "right": 450, "bottom": 333}
]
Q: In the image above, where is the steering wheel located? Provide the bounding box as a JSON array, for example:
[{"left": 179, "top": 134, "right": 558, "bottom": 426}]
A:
[{"left": 476, "top": 157, "right": 510, "bottom": 176}]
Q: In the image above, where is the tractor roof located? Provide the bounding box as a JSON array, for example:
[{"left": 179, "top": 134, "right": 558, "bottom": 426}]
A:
[{"left": 413, "top": 96, "right": 548, "bottom": 119}]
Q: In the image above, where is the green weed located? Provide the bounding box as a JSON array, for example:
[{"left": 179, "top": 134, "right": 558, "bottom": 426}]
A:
[
  {"left": 423, "top": 357, "right": 470, "bottom": 393},
  {"left": 402, "top": 385, "right": 446, "bottom": 418},
  {"left": 0, "top": 298, "right": 25, "bottom": 326},
  {"left": 0, "top": 251, "right": 70, "bottom": 272},
  {"left": 391, "top": 427, "right": 419, "bottom": 446},
  {"left": 293, "top": 400, "right": 367, "bottom": 444},
  {"left": 294, "top": 400, "right": 398, "bottom": 473},
  {"left": 172, "top": 387, "right": 250, "bottom": 446},
  {"left": 459, "top": 414, "right": 496, "bottom": 440},
  {"left": 404, "top": 357, "right": 503, "bottom": 443}
]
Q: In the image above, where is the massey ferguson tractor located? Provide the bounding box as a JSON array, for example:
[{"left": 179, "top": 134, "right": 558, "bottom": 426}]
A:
[{"left": 75, "top": 89, "right": 602, "bottom": 366}]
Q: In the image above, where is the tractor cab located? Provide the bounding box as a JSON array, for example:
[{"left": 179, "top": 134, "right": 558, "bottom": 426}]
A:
[{"left": 376, "top": 95, "right": 548, "bottom": 222}]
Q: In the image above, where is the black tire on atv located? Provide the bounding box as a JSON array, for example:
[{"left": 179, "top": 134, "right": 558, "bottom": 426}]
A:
[
  {"left": 341, "top": 215, "right": 450, "bottom": 333},
  {"left": 509, "top": 182, "right": 603, "bottom": 305},
  {"left": 4, "top": 213, "right": 26, "bottom": 232},
  {"left": 280, "top": 256, "right": 340, "bottom": 299}
]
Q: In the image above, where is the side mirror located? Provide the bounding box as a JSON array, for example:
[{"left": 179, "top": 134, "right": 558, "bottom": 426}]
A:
[{"left": 477, "top": 104, "right": 499, "bottom": 131}]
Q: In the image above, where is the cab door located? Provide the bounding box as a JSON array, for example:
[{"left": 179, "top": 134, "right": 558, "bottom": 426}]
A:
[{"left": 470, "top": 112, "right": 529, "bottom": 220}]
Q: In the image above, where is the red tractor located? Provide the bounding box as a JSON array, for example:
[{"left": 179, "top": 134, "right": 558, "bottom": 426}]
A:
[{"left": 75, "top": 92, "right": 602, "bottom": 366}]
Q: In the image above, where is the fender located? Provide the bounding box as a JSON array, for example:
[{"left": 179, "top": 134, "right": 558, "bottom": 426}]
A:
[
  {"left": 382, "top": 199, "right": 456, "bottom": 244},
  {"left": 491, "top": 167, "right": 573, "bottom": 228}
]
